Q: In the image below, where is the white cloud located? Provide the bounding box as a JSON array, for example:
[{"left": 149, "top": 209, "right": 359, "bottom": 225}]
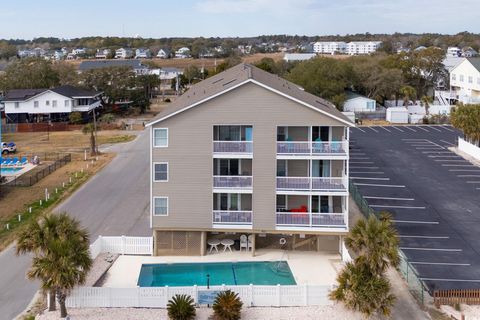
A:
[{"left": 196, "top": 0, "right": 315, "bottom": 14}]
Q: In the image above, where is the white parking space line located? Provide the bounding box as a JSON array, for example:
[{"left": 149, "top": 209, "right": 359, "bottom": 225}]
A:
[
  {"left": 350, "top": 171, "right": 385, "bottom": 174},
  {"left": 422, "top": 151, "right": 452, "bottom": 154},
  {"left": 416, "top": 126, "right": 430, "bottom": 132},
  {"left": 458, "top": 175, "right": 480, "bottom": 178},
  {"left": 379, "top": 126, "right": 391, "bottom": 132},
  {"left": 354, "top": 183, "right": 405, "bottom": 187},
  {"left": 370, "top": 205, "right": 425, "bottom": 209},
  {"left": 364, "top": 196, "right": 414, "bottom": 201},
  {"left": 440, "top": 126, "right": 455, "bottom": 132},
  {"left": 351, "top": 177, "right": 390, "bottom": 180},
  {"left": 404, "top": 126, "right": 417, "bottom": 132},
  {"left": 434, "top": 159, "right": 469, "bottom": 162},
  {"left": 410, "top": 262, "right": 471, "bottom": 266},
  {"left": 428, "top": 126, "right": 442, "bottom": 132},
  {"left": 416, "top": 147, "right": 444, "bottom": 150},
  {"left": 449, "top": 169, "right": 480, "bottom": 172},
  {"left": 466, "top": 181, "right": 480, "bottom": 184},
  {"left": 419, "top": 278, "right": 480, "bottom": 283},
  {"left": 349, "top": 161, "right": 375, "bottom": 164},
  {"left": 393, "top": 220, "right": 439, "bottom": 224},
  {"left": 399, "top": 235, "right": 449, "bottom": 239},
  {"left": 350, "top": 166, "right": 380, "bottom": 169},
  {"left": 428, "top": 155, "right": 460, "bottom": 158},
  {"left": 392, "top": 126, "right": 404, "bottom": 132},
  {"left": 400, "top": 247, "right": 462, "bottom": 252},
  {"left": 354, "top": 127, "right": 366, "bottom": 133},
  {"left": 403, "top": 139, "right": 428, "bottom": 141},
  {"left": 440, "top": 139, "right": 455, "bottom": 146},
  {"left": 350, "top": 157, "right": 370, "bottom": 160},
  {"left": 367, "top": 126, "right": 379, "bottom": 132},
  {"left": 350, "top": 153, "right": 366, "bottom": 156},
  {"left": 442, "top": 164, "right": 476, "bottom": 167}
]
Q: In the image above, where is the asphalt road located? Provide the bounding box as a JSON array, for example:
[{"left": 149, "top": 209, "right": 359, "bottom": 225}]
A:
[
  {"left": 0, "top": 129, "right": 150, "bottom": 320},
  {"left": 350, "top": 125, "right": 480, "bottom": 292}
]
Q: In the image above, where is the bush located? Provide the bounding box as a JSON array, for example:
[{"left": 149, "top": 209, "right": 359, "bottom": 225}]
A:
[
  {"left": 164, "top": 98, "right": 171, "bottom": 102},
  {"left": 100, "top": 113, "right": 115, "bottom": 123},
  {"left": 69, "top": 112, "right": 83, "bottom": 124},
  {"left": 213, "top": 290, "right": 243, "bottom": 320},
  {"left": 167, "top": 294, "right": 196, "bottom": 320}
]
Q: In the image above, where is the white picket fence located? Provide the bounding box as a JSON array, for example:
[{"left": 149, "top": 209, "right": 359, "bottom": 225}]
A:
[
  {"left": 66, "top": 284, "right": 333, "bottom": 308},
  {"left": 89, "top": 236, "right": 153, "bottom": 259},
  {"left": 458, "top": 137, "right": 480, "bottom": 161}
]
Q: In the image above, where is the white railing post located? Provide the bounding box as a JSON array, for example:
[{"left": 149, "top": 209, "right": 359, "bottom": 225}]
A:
[
  {"left": 249, "top": 284, "right": 254, "bottom": 307},
  {"left": 276, "top": 284, "right": 281, "bottom": 307},
  {"left": 304, "top": 284, "right": 308, "bottom": 306},
  {"left": 122, "top": 235, "right": 126, "bottom": 255}
]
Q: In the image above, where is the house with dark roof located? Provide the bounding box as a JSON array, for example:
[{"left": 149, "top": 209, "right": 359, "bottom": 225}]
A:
[
  {"left": 156, "top": 48, "right": 171, "bottom": 59},
  {"left": 448, "top": 58, "right": 480, "bottom": 104},
  {"left": 78, "top": 59, "right": 150, "bottom": 75},
  {"left": 146, "top": 63, "right": 353, "bottom": 257},
  {"left": 3, "top": 85, "right": 102, "bottom": 123}
]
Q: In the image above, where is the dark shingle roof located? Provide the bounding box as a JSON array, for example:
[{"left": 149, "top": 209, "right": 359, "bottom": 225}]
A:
[
  {"left": 4, "top": 86, "right": 101, "bottom": 101},
  {"left": 148, "top": 63, "right": 353, "bottom": 126},
  {"left": 467, "top": 58, "right": 480, "bottom": 72},
  {"left": 51, "top": 85, "right": 101, "bottom": 98},
  {"left": 4, "top": 89, "right": 47, "bottom": 101},
  {"left": 78, "top": 59, "right": 148, "bottom": 71}
]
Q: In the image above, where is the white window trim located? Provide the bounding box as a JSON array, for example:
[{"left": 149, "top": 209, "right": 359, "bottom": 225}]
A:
[
  {"left": 153, "top": 196, "right": 168, "bottom": 216},
  {"left": 153, "top": 162, "right": 169, "bottom": 182},
  {"left": 153, "top": 128, "right": 169, "bottom": 148}
]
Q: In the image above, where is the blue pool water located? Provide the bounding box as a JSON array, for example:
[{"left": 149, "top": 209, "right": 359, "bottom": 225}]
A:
[
  {"left": 0, "top": 167, "right": 22, "bottom": 175},
  {"left": 137, "top": 261, "right": 297, "bottom": 287}
]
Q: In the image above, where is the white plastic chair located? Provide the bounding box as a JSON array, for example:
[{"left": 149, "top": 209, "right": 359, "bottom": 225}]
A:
[
  {"left": 247, "top": 235, "right": 254, "bottom": 251},
  {"left": 240, "top": 235, "right": 248, "bottom": 252}
]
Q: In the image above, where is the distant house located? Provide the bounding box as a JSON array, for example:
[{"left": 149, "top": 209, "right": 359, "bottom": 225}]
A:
[
  {"left": 343, "top": 92, "right": 376, "bottom": 112},
  {"left": 78, "top": 59, "right": 150, "bottom": 75},
  {"left": 462, "top": 47, "right": 478, "bottom": 58},
  {"left": 95, "top": 49, "right": 112, "bottom": 59},
  {"left": 53, "top": 51, "right": 65, "bottom": 60},
  {"left": 313, "top": 42, "right": 346, "bottom": 55},
  {"left": 115, "top": 48, "right": 134, "bottom": 59},
  {"left": 283, "top": 53, "right": 317, "bottom": 62},
  {"left": 3, "top": 85, "right": 102, "bottom": 123},
  {"left": 346, "top": 41, "right": 382, "bottom": 55},
  {"left": 18, "top": 47, "right": 46, "bottom": 58},
  {"left": 135, "top": 48, "right": 152, "bottom": 59},
  {"left": 174, "top": 47, "right": 191, "bottom": 59},
  {"left": 447, "top": 47, "right": 462, "bottom": 57},
  {"left": 156, "top": 48, "right": 171, "bottom": 59},
  {"left": 72, "top": 48, "right": 87, "bottom": 56},
  {"left": 448, "top": 57, "right": 480, "bottom": 104}
]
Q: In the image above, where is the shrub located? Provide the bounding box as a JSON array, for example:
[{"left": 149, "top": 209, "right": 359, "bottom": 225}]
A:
[
  {"left": 167, "top": 294, "right": 196, "bottom": 320},
  {"left": 100, "top": 113, "right": 115, "bottom": 123},
  {"left": 69, "top": 112, "right": 83, "bottom": 124},
  {"left": 165, "top": 98, "right": 171, "bottom": 102},
  {"left": 213, "top": 290, "right": 243, "bottom": 320}
]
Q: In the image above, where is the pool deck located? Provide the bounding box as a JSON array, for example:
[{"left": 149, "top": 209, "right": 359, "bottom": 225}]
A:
[
  {"left": 102, "top": 249, "right": 341, "bottom": 288},
  {"left": 1, "top": 163, "right": 36, "bottom": 181}
]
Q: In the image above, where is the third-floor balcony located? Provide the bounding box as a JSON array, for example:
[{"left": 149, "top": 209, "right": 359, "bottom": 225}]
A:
[
  {"left": 213, "top": 125, "right": 253, "bottom": 157},
  {"left": 276, "top": 176, "right": 347, "bottom": 192},
  {"left": 213, "top": 159, "right": 252, "bottom": 191}
]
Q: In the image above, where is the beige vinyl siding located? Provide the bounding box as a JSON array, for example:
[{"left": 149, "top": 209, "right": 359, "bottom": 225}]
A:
[{"left": 152, "top": 82, "right": 347, "bottom": 231}]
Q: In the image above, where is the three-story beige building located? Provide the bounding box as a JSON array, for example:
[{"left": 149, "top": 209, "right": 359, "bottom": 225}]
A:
[{"left": 147, "top": 63, "right": 353, "bottom": 256}]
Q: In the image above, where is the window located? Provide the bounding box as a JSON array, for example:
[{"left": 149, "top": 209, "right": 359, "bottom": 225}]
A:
[
  {"left": 52, "top": 100, "right": 57, "bottom": 107},
  {"left": 460, "top": 75, "right": 464, "bottom": 82},
  {"left": 14, "top": 102, "right": 19, "bottom": 109},
  {"left": 153, "top": 197, "right": 168, "bottom": 216},
  {"left": 153, "top": 128, "right": 168, "bottom": 147},
  {"left": 477, "top": 78, "right": 480, "bottom": 85},
  {"left": 452, "top": 74, "right": 456, "bottom": 81},
  {"left": 154, "top": 163, "right": 168, "bottom": 181},
  {"left": 33, "top": 101, "right": 39, "bottom": 108},
  {"left": 46, "top": 100, "right": 50, "bottom": 106},
  {"left": 65, "top": 100, "right": 70, "bottom": 107},
  {"left": 468, "top": 76, "right": 473, "bottom": 84}
]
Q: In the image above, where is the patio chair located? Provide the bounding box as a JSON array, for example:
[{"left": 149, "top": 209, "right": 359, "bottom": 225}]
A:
[
  {"left": 312, "top": 137, "right": 323, "bottom": 154},
  {"left": 240, "top": 235, "right": 248, "bottom": 252},
  {"left": 247, "top": 235, "right": 254, "bottom": 251},
  {"left": 19, "top": 157, "right": 28, "bottom": 166},
  {"left": 3, "top": 158, "right": 11, "bottom": 166},
  {"left": 9, "top": 157, "right": 19, "bottom": 166}
]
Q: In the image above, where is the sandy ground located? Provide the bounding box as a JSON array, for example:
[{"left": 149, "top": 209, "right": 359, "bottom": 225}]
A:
[
  {"left": 37, "top": 304, "right": 365, "bottom": 320},
  {"left": 102, "top": 249, "right": 341, "bottom": 288}
]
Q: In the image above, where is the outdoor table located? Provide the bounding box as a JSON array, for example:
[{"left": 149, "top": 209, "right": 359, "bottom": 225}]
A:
[
  {"left": 208, "top": 239, "right": 221, "bottom": 253},
  {"left": 221, "top": 239, "right": 235, "bottom": 252}
]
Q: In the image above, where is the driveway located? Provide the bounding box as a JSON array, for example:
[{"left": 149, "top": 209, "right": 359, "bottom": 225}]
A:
[{"left": 0, "top": 129, "right": 150, "bottom": 320}]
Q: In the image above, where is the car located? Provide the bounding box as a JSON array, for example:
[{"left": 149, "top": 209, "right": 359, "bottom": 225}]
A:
[{"left": 1, "top": 142, "right": 16, "bottom": 154}]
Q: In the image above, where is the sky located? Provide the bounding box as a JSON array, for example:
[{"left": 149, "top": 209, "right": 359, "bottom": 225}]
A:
[{"left": 0, "top": 0, "right": 479, "bottom": 39}]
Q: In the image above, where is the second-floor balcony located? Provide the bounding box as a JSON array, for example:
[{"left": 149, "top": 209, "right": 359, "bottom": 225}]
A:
[
  {"left": 277, "top": 141, "right": 348, "bottom": 156},
  {"left": 213, "top": 176, "right": 253, "bottom": 190},
  {"left": 276, "top": 212, "right": 346, "bottom": 228},
  {"left": 276, "top": 176, "right": 347, "bottom": 192},
  {"left": 72, "top": 100, "right": 101, "bottom": 112},
  {"left": 212, "top": 210, "right": 253, "bottom": 225}
]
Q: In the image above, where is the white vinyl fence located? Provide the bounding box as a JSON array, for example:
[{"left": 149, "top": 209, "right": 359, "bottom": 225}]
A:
[
  {"left": 89, "top": 236, "right": 153, "bottom": 259},
  {"left": 458, "top": 137, "right": 480, "bottom": 161},
  {"left": 66, "top": 284, "right": 333, "bottom": 308}
]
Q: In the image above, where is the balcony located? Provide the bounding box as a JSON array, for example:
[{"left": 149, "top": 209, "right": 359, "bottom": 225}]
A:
[
  {"left": 276, "top": 212, "right": 346, "bottom": 228},
  {"left": 277, "top": 141, "right": 348, "bottom": 157},
  {"left": 213, "top": 176, "right": 253, "bottom": 190},
  {"left": 72, "top": 100, "right": 101, "bottom": 112},
  {"left": 213, "top": 210, "right": 252, "bottom": 226},
  {"left": 213, "top": 141, "right": 253, "bottom": 155},
  {"left": 276, "top": 176, "right": 347, "bottom": 192}
]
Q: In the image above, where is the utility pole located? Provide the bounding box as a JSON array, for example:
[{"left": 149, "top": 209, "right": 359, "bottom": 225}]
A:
[{"left": 92, "top": 108, "right": 98, "bottom": 155}]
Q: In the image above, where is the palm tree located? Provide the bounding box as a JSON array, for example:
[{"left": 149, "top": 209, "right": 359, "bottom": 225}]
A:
[
  {"left": 82, "top": 123, "right": 99, "bottom": 155},
  {"left": 16, "top": 213, "right": 90, "bottom": 312},
  {"left": 399, "top": 85, "right": 417, "bottom": 107},
  {"left": 345, "top": 213, "right": 399, "bottom": 275},
  {"left": 420, "top": 95, "right": 433, "bottom": 115}
]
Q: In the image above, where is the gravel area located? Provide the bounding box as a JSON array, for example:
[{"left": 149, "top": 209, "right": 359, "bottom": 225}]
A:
[
  {"left": 84, "top": 253, "right": 118, "bottom": 287},
  {"left": 36, "top": 304, "right": 365, "bottom": 320}
]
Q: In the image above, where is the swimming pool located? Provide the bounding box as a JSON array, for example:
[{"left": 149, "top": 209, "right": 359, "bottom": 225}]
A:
[
  {"left": 137, "top": 261, "right": 297, "bottom": 287},
  {"left": 0, "top": 167, "right": 23, "bottom": 175}
]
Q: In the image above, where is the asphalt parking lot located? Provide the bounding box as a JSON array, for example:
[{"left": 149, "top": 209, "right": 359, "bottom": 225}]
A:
[{"left": 350, "top": 125, "right": 480, "bottom": 292}]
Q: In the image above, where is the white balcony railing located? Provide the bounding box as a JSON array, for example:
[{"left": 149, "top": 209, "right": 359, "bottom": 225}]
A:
[
  {"left": 213, "top": 210, "right": 253, "bottom": 225},
  {"left": 276, "top": 177, "right": 347, "bottom": 191},
  {"left": 276, "top": 212, "right": 346, "bottom": 228},
  {"left": 213, "top": 176, "right": 253, "bottom": 189},
  {"left": 277, "top": 141, "right": 347, "bottom": 156},
  {"left": 72, "top": 100, "right": 101, "bottom": 112},
  {"left": 213, "top": 141, "right": 253, "bottom": 154}
]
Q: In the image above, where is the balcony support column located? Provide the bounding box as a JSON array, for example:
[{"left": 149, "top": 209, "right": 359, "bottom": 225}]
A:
[{"left": 251, "top": 233, "right": 255, "bottom": 257}]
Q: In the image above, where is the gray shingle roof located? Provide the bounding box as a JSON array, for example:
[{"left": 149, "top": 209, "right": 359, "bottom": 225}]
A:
[
  {"left": 4, "top": 89, "right": 47, "bottom": 101},
  {"left": 4, "top": 86, "right": 101, "bottom": 101},
  {"left": 51, "top": 85, "right": 101, "bottom": 98},
  {"left": 467, "top": 58, "right": 480, "bottom": 72},
  {"left": 78, "top": 59, "right": 148, "bottom": 71},
  {"left": 148, "top": 63, "right": 353, "bottom": 126}
]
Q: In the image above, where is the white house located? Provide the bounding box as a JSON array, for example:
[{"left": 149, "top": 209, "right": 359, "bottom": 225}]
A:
[
  {"left": 283, "top": 53, "right": 317, "bottom": 62},
  {"left": 156, "top": 48, "right": 171, "bottom": 59},
  {"left": 448, "top": 58, "right": 480, "bottom": 104},
  {"left": 135, "top": 48, "right": 152, "bottom": 59},
  {"left": 3, "top": 85, "right": 102, "bottom": 123},
  {"left": 313, "top": 42, "right": 346, "bottom": 55},
  {"left": 95, "top": 49, "right": 111, "bottom": 59},
  {"left": 175, "top": 47, "right": 191, "bottom": 59},
  {"left": 346, "top": 41, "right": 382, "bottom": 55},
  {"left": 447, "top": 47, "right": 462, "bottom": 57},
  {"left": 72, "top": 48, "right": 87, "bottom": 56},
  {"left": 386, "top": 107, "right": 408, "bottom": 123},
  {"left": 343, "top": 92, "right": 376, "bottom": 112},
  {"left": 115, "top": 48, "right": 134, "bottom": 59}
]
